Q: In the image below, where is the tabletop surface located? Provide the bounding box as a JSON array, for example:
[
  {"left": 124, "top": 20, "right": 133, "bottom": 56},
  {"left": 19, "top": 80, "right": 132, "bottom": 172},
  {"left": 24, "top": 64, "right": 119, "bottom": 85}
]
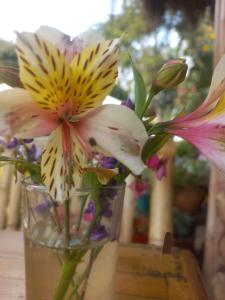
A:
[{"left": 0, "top": 230, "right": 208, "bottom": 300}]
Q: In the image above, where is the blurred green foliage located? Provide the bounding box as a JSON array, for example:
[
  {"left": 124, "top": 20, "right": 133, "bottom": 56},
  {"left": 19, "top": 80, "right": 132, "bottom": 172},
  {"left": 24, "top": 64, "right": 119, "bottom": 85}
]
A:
[
  {"left": 0, "top": 39, "right": 17, "bottom": 67},
  {"left": 174, "top": 141, "right": 209, "bottom": 189},
  {"left": 98, "top": 1, "right": 214, "bottom": 119}
]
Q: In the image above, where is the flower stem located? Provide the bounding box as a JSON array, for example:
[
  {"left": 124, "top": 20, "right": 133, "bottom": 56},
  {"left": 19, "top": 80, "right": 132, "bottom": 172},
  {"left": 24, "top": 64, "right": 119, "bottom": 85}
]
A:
[
  {"left": 53, "top": 249, "right": 87, "bottom": 300},
  {"left": 141, "top": 88, "right": 159, "bottom": 117},
  {"left": 76, "top": 195, "right": 88, "bottom": 231},
  {"left": 66, "top": 246, "right": 103, "bottom": 300}
]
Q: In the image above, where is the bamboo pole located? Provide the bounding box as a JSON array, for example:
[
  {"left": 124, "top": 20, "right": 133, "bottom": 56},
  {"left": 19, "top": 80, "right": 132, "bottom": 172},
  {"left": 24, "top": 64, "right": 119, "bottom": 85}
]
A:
[
  {"left": 0, "top": 164, "right": 12, "bottom": 229},
  {"left": 119, "top": 174, "right": 136, "bottom": 243},
  {"left": 148, "top": 140, "right": 176, "bottom": 248},
  {"left": 6, "top": 172, "right": 22, "bottom": 230}
]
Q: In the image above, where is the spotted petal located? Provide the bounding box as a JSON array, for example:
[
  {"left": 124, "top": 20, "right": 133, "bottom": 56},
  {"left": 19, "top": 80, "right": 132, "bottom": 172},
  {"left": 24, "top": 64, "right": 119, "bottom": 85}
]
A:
[
  {"left": 0, "top": 88, "right": 57, "bottom": 138},
  {"left": 41, "top": 124, "right": 86, "bottom": 202},
  {"left": 70, "top": 39, "right": 119, "bottom": 116},
  {"left": 16, "top": 31, "right": 73, "bottom": 116},
  {"left": 37, "top": 26, "right": 103, "bottom": 62},
  {"left": 76, "top": 104, "right": 148, "bottom": 175}
]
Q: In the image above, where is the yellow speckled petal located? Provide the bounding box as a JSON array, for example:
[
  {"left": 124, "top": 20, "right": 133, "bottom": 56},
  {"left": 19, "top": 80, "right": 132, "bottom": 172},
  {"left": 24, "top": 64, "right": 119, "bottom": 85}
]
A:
[
  {"left": 70, "top": 39, "right": 119, "bottom": 115},
  {"left": 16, "top": 32, "right": 73, "bottom": 116},
  {"left": 41, "top": 124, "right": 86, "bottom": 202}
]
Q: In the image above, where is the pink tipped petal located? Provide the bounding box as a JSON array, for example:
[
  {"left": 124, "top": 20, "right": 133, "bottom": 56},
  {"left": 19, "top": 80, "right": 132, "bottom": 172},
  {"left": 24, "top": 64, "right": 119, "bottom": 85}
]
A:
[
  {"left": 0, "top": 88, "right": 57, "bottom": 138},
  {"left": 76, "top": 104, "right": 148, "bottom": 175},
  {"left": 168, "top": 124, "right": 225, "bottom": 173},
  {"left": 170, "top": 54, "right": 225, "bottom": 126}
]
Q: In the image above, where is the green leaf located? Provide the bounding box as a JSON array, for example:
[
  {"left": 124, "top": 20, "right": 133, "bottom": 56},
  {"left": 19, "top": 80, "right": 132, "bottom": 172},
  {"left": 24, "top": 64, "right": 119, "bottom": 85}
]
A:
[
  {"left": 142, "top": 134, "right": 171, "bottom": 161},
  {"left": 0, "top": 156, "right": 41, "bottom": 183},
  {"left": 82, "top": 171, "right": 100, "bottom": 201},
  {"left": 0, "top": 66, "right": 23, "bottom": 87},
  {"left": 130, "top": 56, "right": 147, "bottom": 118}
]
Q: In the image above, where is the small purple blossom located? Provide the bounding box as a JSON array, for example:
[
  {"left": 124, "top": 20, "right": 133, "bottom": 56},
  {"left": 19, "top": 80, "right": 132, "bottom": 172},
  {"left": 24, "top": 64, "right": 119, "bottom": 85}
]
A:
[
  {"left": 7, "top": 138, "right": 18, "bottom": 149},
  {"left": 84, "top": 201, "right": 95, "bottom": 214},
  {"left": 35, "top": 199, "right": 52, "bottom": 213},
  {"left": 121, "top": 98, "right": 135, "bottom": 110},
  {"left": 101, "top": 203, "right": 112, "bottom": 218},
  {"left": 90, "top": 224, "right": 109, "bottom": 241},
  {"left": 28, "top": 144, "right": 40, "bottom": 161},
  {"left": 98, "top": 154, "right": 117, "bottom": 169},
  {"left": 23, "top": 138, "right": 34, "bottom": 144}
]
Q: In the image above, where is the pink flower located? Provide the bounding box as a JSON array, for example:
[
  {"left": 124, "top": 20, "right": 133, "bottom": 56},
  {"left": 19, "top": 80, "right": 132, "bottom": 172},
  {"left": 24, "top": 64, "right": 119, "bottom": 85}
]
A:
[
  {"left": 0, "top": 26, "right": 148, "bottom": 202},
  {"left": 146, "top": 155, "right": 167, "bottom": 180},
  {"left": 163, "top": 54, "right": 225, "bottom": 173},
  {"left": 129, "top": 181, "right": 148, "bottom": 198}
]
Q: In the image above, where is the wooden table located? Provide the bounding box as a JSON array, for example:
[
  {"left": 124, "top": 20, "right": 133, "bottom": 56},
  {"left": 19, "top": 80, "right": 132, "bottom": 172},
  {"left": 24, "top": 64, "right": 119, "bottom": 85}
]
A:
[{"left": 0, "top": 230, "right": 208, "bottom": 300}]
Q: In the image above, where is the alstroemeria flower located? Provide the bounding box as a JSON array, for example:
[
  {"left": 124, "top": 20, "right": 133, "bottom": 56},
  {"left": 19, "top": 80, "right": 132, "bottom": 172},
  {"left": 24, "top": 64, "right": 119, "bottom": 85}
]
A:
[
  {"left": 0, "top": 26, "right": 147, "bottom": 202},
  {"left": 163, "top": 54, "right": 225, "bottom": 172}
]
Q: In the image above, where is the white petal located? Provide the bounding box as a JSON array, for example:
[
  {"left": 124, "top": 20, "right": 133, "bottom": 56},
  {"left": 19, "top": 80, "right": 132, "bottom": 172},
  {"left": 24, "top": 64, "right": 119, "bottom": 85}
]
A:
[
  {"left": 37, "top": 26, "right": 103, "bottom": 61},
  {"left": 76, "top": 104, "right": 148, "bottom": 175},
  {"left": 0, "top": 88, "right": 57, "bottom": 138}
]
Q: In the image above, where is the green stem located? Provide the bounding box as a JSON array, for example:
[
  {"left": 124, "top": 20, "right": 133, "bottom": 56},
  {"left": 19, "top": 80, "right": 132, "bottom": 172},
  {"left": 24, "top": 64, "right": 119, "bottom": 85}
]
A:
[
  {"left": 76, "top": 195, "right": 88, "bottom": 231},
  {"left": 66, "top": 246, "right": 103, "bottom": 300},
  {"left": 53, "top": 249, "right": 87, "bottom": 300},
  {"left": 141, "top": 88, "right": 159, "bottom": 118},
  {"left": 50, "top": 199, "right": 62, "bottom": 233}
]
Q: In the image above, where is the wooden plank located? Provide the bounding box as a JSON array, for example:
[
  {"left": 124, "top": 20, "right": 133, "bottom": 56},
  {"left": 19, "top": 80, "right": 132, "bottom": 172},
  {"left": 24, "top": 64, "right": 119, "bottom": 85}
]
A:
[
  {"left": 116, "top": 243, "right": 209, "bottom": 300},
  {"left": 0, "top": 230, "right": 23, "bottom": 258},
  {"left": 114, "top": 294, "right": 160, "bottom": 300},
  {"left": 115, "top": 272, "right": 168, "bottom": 298},
  {"left": 0, "top": 277, "right": 24, "bottom": 299},
  {"left": 0, "top": 257, "right": 24, "bottom": 279}
]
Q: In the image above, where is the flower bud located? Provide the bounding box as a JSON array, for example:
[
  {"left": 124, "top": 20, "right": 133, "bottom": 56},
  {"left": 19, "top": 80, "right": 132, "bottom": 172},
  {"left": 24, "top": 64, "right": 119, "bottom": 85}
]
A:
[{"left": 152, "top": 58, "right": 187, "bottom": 90}]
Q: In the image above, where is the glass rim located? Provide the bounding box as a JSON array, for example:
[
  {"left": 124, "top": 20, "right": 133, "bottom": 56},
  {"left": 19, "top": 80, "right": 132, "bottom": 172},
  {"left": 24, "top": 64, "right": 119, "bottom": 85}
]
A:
[{"left": 22, "top": 177, "right": 125, "bottom": 196}]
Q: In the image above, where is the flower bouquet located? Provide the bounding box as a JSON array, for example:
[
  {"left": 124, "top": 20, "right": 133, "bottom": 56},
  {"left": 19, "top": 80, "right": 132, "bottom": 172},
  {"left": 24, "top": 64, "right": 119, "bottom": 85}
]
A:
[{"left": 0, "top": 25, "right": 225, "bottom": 300}]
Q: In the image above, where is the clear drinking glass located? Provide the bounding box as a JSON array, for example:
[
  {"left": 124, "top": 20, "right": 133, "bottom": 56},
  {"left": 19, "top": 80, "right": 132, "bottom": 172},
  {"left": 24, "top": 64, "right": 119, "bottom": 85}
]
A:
[{"left": 22, "top": 179, "right": 125, "bottom": 300}]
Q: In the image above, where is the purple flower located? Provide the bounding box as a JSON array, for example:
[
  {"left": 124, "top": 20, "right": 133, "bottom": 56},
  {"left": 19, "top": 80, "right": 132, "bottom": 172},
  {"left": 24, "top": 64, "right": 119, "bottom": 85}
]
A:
[
  {"left": 23, "top": 138, "right": 34, "bottom": 144},
  {"left": 28, "top": 144, "right": 38, "bottom": 161},
  {"left": 35, "top": 199, "right": 52, "bottom": 213},
  {"left": 29, "top": 144, "right": 37, "bottom": 159},
  {"left": 98, "top": 154, "right": 117, "bottom": 169},
  {"left": 84, "top": 201, "right": 95, "bottom": 214},
  {"left": 7, "top": 138, "right": 18, "bottom": 149},
  {"left": 90, "top": 224, "right": 109, "bottom": 241},
  {"left": 101, "top": 203, "right": 112, "bottom": 218},
  {"left": 121, "top": 98, "right": 135, "bottom": 110}
]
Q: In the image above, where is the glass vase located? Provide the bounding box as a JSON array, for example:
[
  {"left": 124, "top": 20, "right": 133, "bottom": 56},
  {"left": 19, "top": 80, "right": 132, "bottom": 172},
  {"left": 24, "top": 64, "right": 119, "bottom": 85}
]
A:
[{"left": 22, "top": 179, "right": 125, "bottom": 300}]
